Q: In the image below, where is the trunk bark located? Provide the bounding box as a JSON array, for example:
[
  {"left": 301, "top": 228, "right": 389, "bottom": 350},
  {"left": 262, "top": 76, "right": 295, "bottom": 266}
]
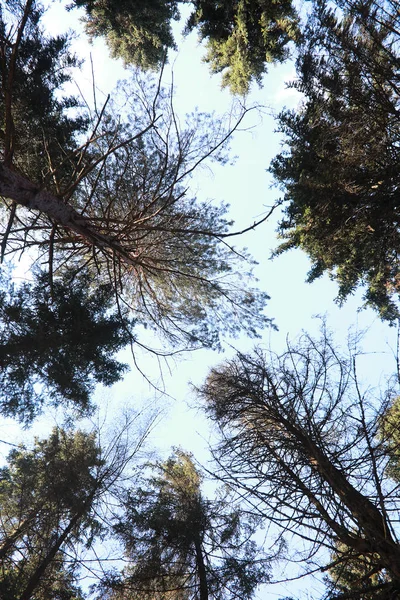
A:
[
  {"left": 18, "top": 493, "right": 95, "bottom": 600},
  {"left": 194, "top": 536, "right": 208, "bottom": 600},
  {"left": 280, "top": 414, "right": 400, "bottom": 580},
  {"left": 0, "top": 163, "right": 137, "bottom": 267}
]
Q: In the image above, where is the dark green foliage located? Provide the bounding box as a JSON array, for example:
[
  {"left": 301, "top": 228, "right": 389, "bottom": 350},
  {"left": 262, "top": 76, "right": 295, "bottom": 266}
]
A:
[
  {"left": 0, "top": 0, "right": 87, "bottom": 185},
  {"left": 0, "top": 428, "right": 103, "bottom": 600},
  {"left": 187, "top": 0, "right": 298, "bottom": 94},
  {"left": 270, "top": 0, "right": 400, "bottom": 320},
  {"left": 101, "top": 450, "right": 270, "bottom": 599},
  {"left": 73, "top": 0, "right": 180, "bottom": 70},
  {"left": 0, "top": 270, "right": 131, "bottom": 422},
  {"left": 72, "top": 0, "right": 298, "bottom": 94}
]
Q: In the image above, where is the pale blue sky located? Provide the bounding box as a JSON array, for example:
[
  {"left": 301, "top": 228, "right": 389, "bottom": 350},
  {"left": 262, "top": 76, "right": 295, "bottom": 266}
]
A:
[{"left": 1, "top": 2, "right": 398, "bottom": 598}]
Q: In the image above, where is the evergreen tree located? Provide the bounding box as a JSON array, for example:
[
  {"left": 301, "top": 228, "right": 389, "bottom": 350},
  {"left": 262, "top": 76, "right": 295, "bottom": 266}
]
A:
[
  {"left": 0, "top": 0, "right": 87, "bottom": 185},
  {"left": 73, "top": 0, "right": 180, "bottom": 70},
  {"left": 0, "top": 269, "right": 131, "bottom": 423},
  {"left": 72, "top": 0, "right": 298, "bottom": 94},
  {"left": 0, "top": 0, "right": 271, "bottom": 361},
  {"left": 101, "top": 450, "right": 270, "bottom": 600},
  {"left": 270, "top": 0, "right": 400, "bottom": 319},
  {"left": 0, "top": 428, "right": 104, "bottom": 600},
  {"left": 187, "top": 0, "right": 298, "bottom": 94},
  {"left": 0, "top": 415, "right": 153, "bottom": 599},
  {"left": 199, "top": 328, "right": 400, "bottom": 597}
]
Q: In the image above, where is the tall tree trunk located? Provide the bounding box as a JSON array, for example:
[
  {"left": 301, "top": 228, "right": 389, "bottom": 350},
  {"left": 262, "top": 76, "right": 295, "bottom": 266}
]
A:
[
  {"left": 194, "top": 536, "right": 208, "bottom": 600},
  {"left": 0, "top": 163, "right": 137, "bottom": 267},
  {"left": 18, "top": 493, "right": 95, "bottom": 600},
  {"left": 279, "top": 414, "right": 400, "bottom": 580}
]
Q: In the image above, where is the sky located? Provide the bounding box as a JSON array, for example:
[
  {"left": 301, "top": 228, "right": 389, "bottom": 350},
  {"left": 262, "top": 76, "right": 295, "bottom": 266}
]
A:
[{"left": 1, "top": 2, "right": 399, "bottom": 599}]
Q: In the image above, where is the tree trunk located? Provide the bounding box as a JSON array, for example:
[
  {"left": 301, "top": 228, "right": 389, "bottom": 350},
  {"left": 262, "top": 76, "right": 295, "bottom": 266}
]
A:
[
  {"left": 194, "top": 536, "right": 208, "bottom": 600},
  {"left": 281, "top": 414, "right": 400, "bottom": 580},
  {"left": 18, "top": 493, "right": 95, "bottom": 600},
  {"left": 0, "top": 163, "right": 137, "bottom": 267}
]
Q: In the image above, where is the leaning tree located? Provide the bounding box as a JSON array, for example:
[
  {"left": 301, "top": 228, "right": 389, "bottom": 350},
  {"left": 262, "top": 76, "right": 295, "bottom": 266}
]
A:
[
  {"left": 199, "top": 327, "right": 400, "bottom": 598},
  {"left": 0, "top": 0, "right": 272, "bottom": 376}
]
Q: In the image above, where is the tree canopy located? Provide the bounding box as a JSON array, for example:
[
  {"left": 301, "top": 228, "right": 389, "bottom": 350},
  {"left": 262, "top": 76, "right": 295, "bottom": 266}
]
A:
[
  {"left": 0, "top": 414, "right": 154, "bottom": 600},
  {"left": 0, "top": 0, "right": 271, "bottom": 372},
  {"left": 185, "top": 0, "right": 298, "bottom": 94},
  {"left": 0, "top": 0, "right": 87, "bottom": 184},
  {"left": 199, "top": 327, "right": 400, "bottom": 598},
  {"left": 270, "top": 0, "right": 400, "bottom": 320},
  {"left": 0, "top": 269, "right": 131, "bottom": 423},
  {"left": 72, "top": 0, "right": 299, "bottom": 94},
  {"left": 3, "top": 0, "right": 400, "bottom": 598},
  {"left": 101, "top": 450, "right": 270, "bottom": 600},
  {"left": 0, "top": 428, "right": 103, "bottom": 600}
]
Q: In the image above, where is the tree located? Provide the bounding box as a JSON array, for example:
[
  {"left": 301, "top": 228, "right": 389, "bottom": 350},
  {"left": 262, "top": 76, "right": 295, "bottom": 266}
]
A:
[
  {"left": 379, "top": 395, "right": 400, "bottom": 482},
  {"left": 0, "top": 0, "right": 271, "bottom": 363},
  {"left": 186, "top": 0, "right": 298, "bottom": 94},
  {"left": 198, "top": 327, "right": 400, "bottom": 598},
  {"left": 100, "top": 450, "right": 271, "bottom": 600},
  {"left": 0, "top": 413, "right": 154, "bottom": 599},
  {"left": 0, "top": 268, "right": 131, "bottom": 423},
  {"left": 270, "top": 0, "right": 400, "bottom": 320},
  {"left": 72, "top": 0, "right": 299, "bottom": 94},
  {"left": 0, "top": 428, "right": 103, "bottom": 600},
  {"left": 72, "top": 0, "right": 180, "bottom": 71},
  {"left": 0, "top": 0, "right": 87, "bottom": 186},
  {"left": 324, "top": 393, "right": 400, "bottom": 599}
]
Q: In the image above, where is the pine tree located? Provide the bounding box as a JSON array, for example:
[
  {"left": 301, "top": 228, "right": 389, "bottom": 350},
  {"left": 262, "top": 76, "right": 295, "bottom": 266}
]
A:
[
  {"left": 199, "top": 328, "right": 400, "bottom": 596},
  {"left": 0, "top": 428, "right": 103, "bottom": 600},
  {"left": 0, "top": 0, "right": 87, "bottom": 184},
  {"left": 187, "top": 0, "right": 298, "bottom": 94},
  {"left": 0, "top": 0, "right": 271, "bottom": 379},
  {"left": 0, "top": 269, "right": 131, "bottom": 422}
]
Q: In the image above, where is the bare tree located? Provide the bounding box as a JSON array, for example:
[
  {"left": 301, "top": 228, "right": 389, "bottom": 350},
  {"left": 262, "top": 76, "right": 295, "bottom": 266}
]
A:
[{"left": 198, "top": 326, "right": 400, "bottom": 598}]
